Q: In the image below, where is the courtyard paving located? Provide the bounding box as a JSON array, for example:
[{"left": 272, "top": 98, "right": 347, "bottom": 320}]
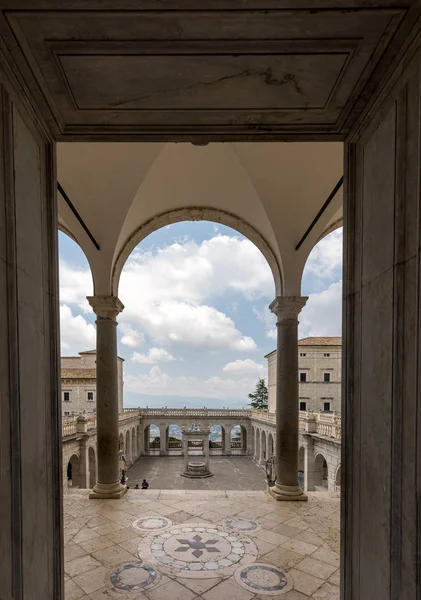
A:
[
  {"left": 127, "top": 456, "right": 268, "bottom": 491},
  {"left": 64, "top": 487, "right": 340, "bottom": 600}
]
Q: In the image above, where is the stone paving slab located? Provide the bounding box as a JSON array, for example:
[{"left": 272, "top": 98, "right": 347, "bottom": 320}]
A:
[{"left": 64, "top": 488, "right": 340, "bottom": 599}]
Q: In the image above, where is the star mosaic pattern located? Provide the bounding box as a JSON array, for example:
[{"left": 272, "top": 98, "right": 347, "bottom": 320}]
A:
[
  {"left": 176, "top": 534, "right": 220, "bottom": 558},
  {"left": 137, "top": 523, "right": 258, "bottom": 578}
]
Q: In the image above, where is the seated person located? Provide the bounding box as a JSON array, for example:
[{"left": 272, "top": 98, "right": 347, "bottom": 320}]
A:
[
  {"left": 134, "top": 483, "right": 139, "bottom": 490},
  {"left": 141, "top": 479, "right": 149, "bottom": 490}
]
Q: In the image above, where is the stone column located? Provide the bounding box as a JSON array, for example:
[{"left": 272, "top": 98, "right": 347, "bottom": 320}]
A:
[
  {"left": 76, "top": 416, "right": 89, "bottom": 489},
  {"left": 303, "top": 436, "right": 316, "bottom": 492},
  {"left": 224, "top": 425, "right": 232, "bottom": 455},
  {"left": 87, "top": 296, "right": 126, "bottom": 499},
  {"left": 269, "top": 296, "right": 308, "bottom": 501},
  {"left": 183, "top": 435, "right": 189, "bottom": 472}
]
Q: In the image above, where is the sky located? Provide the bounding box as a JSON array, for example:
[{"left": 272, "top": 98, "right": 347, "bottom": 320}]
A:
[{"left": 58, "top": 222, "right": 342, "bottom": 409}]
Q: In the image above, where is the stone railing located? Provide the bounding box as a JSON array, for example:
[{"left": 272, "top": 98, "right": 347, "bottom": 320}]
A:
[
  {"left": 299, "top": 411, "right": 342, "bottom": 440},
  {"left": 62, "top": 410, "right": 139, "bottom": 437},
  {"left": 138, "top": 408, "right": 252, "bottom": 418},
  {"left": 249, "top": 410, "right": 276, "bottom": 423}
]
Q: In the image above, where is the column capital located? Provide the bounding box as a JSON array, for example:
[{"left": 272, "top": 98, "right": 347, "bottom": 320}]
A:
[
  {"left": 87, "top": 295, "right": 124, "bottom": 319},
  {"left": 269, "top": 296, "right": 308, "bottom": 322}
]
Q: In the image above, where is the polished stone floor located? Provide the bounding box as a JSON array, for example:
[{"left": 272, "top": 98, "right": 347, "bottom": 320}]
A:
[
  {"left": 64, "top": 488, "right": 340, "bottom": 599},
  {"left": 127, "top": 456, "right": 268, "bottom": 491}
]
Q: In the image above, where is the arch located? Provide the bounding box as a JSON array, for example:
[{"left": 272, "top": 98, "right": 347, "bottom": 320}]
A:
[
  {"left": 131, "top": 428, "right": 136, "bottom": 462},
  {"left": 88, "top": 446, "right": 96, "bottom": 489},
  {"left": 149, "top": 424, "right": 161, "bottom": 450},
  {"left": 261, "top": 430, "right": 267, "bottom": 462},
  {"left": 67, "top": 453, "right": 81, "bottom": 488},
  {"left": 268, "top": 432, "right": 274, "bottom": 457},
  {"left": 136, "top": 425, "right": 141, "bottom": 455},
  {"left": 125, "top": 430, "right": 131, "bottom": 464},
  {"left": 112, "top": 207, "right": 283, "bottom": 296},
  {"left": 230, "top": 424, "right": 242, "bottom": 449},
  {"left": 314, "top": 452, "right": 329, "bottom": 488},
  {"left": 167, "top": 424, "right": 182, "bottom": 450},
  {"left": 255, "top": 428, "right": 261, "bottom": 461},
  {"left": 119, "top": 432, "right": 124, "bottom": 451},
  {"left": 209, "top": 424, "right": 223, "bottom": 450},
  {"left": 335, "top": 464, "right": 341, "bottom": 492}
]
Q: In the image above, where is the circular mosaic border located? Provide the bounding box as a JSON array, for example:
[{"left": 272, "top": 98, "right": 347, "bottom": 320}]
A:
[
  {"left": 225, "top": 517, "right": 261, "bottom": 532},
  {"left": 133, "top": 516, "right": 173, "bottom": 532},
  {"left": 110, "top": 562, "right": 158, "bottom": 592},
  {"left": 138, "top": 523, "right": 258, "bottom": 579},
  {"left": 234, "top": 563, "right": 294, "bottom": 596}
]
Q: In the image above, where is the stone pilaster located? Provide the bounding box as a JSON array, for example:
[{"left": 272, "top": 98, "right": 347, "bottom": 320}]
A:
[
  {"left": 269, "top": 296, "right": 308, "bottom": 501},
  {"left": 87, "top": 295, "right": 126, "bottom": 499}
]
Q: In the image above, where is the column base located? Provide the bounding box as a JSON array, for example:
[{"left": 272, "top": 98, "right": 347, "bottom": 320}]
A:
[
  {"left": 269, "top": 482, "right": 308, "bottom": 502},
  {"left": 89, "top": 481, "right": 127, "bottom": 499}
]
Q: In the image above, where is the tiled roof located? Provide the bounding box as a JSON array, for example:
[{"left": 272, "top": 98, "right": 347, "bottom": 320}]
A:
[
  {"left": 61, "top": 368, "right": 96, "bottom": 379},
  {"left": 79, "top": 349, "right": 97, "bottom": 355},
  {"left": 298, "top": 337, "right": 342, "bottom": 346}
]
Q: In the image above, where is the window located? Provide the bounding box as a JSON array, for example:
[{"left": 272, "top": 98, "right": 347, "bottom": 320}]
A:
[
  {"left": 64, "top": 411, "right": 70, "bottom": 416},
  {"left": 63, "top": 391, "right": 70, "bottom": 402},
  {"left": 299, "top": 372, "right": 307, "bottom": 383},
  {"left": 87, "top": 391, "right": 94, "bottom": 401},
  {"left": 324, "top": 353, "right": 330, "bottom": 357},
  {"left": 323, "top": 401, "right": 331, "bottom": 412},
  {"left": 300, "top": 353, "right": 306, "bottom": 357},
  {"left": 299, "top": 401, "right": 307, "bottom": 411},
  {"left": 324, "top": 372, "right": 331, "bottom": 383}
]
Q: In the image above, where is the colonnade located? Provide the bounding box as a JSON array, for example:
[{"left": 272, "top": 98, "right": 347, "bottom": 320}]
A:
[{"left": 86, "top": 294, "right": 307, "bottom": 501}]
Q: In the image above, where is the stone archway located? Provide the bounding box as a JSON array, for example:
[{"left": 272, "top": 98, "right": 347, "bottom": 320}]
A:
[
  {"left": 261, "top": 430, "right": 267, "bottom": 464},
  {"left": 131, "top": 428, "right": 136, "bottom": 463},
  {"left": 314, "top": 453, "right": 328, "bottom": 489},
  {"left": 88, "top": 446, "right": 96, "bottom": 489},
  {"left": 67, "top": 454, "right": 81, "bottom": 488},
  {"left": 125, "top": 430, "right": 131, "bottom": 465}
]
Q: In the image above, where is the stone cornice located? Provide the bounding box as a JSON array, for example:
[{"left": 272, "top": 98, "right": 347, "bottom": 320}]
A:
[
  {"left": 269, "top": 296, "right": 308, "bottom": 322},
  {"left": 87, "top": 295, "right": 124, "bottom": 319}
]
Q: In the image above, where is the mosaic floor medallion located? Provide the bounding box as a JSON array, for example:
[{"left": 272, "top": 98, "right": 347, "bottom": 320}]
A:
[
  {"left": 234, "top": 563, "right": 293, "bottom": 596},
  {"left": 110, "top": 562, "right": 158, "bottom": 592},
  {"left": 138, "top": 523, "right": 258, "bottom": 579},
  {"left": 133, "top": 516, "right": 172, "bottom": 532},
  {"left": 225, "top": 517, "right": 261, "bottom": 532}
]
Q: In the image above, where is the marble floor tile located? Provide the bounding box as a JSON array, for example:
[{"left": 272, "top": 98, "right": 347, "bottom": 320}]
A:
[
  {"left": 281, "top": 538, "right": 319, "bottom": 556},
  {"left": 64, "top": 578, "right": 86, "bottom": 600},
  {"left": 65, "top": 555, "right": 102, "bottom": 578},
  {"left": 73, "top": 566, "right": 109, "bottom": 594},
  {"left": 256, "top": 530, "right": 290, "bottom": 547},
  {"left": 327, "top": 569, "right": 340, "bottom": 586},
  {"left": 146, "top": 580, "right": 196, "bottom": 600},
  {"left": 310, "top": 548, "right": 340, "bottom": 569},
  {"left": 202, "top": 579, "right": 254, "bottom": 600},
  {"left": 311, "top": 582, "right": 340, "bottom": 599},
  {"left": 91, "top": 545, "right": 136, "bottom": 567},
  {"left": 294, "top": 557, "right": 337, "bottom": 580},
  {"left": 288, "top": 569, "right": 325, "bottom": 596},
  {"left": 176, "top": 576, "right": 221, "bottom": 595},
  {"left": 77, "top": 536, "right": 116, "bottom": 554}
]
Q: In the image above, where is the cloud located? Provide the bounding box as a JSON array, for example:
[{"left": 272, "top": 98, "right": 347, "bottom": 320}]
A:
[
  {"left": 223, "top": 359, "right": 265, "bottom": 376},
  {"left": 59, "top": 260, "right": 93, "bottom": 313},
  {"left": 125, "top": 365, "right": 258, "bottom": 400},
  {"left": 117, "top": 234, "right": 273, "bottom": 351},
  {"left": 299, "top": 280, "right": 342, "bottom": 338},
  {"left": 120, "top": 324, "right": 145, "bottom": 348},
  {"left": 253, "top": 305, "right": 277, "bottom": 340},
  {"left": 60, "top": 304, "right": 96, "bottom": 353},
  {"left": 132, "top": 347, "right": 175, "bottom": 364},
  {"left": 303, "top": 228, "right": 343, "bottom": 286}
]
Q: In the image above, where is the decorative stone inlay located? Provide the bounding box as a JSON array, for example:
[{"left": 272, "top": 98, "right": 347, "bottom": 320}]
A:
[
  {"left": 225, "top": 517, "right": 261, "bottom": 532},
  {"left": 234, "top": 563, "right": 293, "bottom": 595},
  {"left": 110, "top": 562, "right": 158, "bottom": 592},
  {"left": 133, "top": 516, "right": 172, "bottom": 532},
  {"left": 138, "top": 523, "right": 258, "bottom": 579}
]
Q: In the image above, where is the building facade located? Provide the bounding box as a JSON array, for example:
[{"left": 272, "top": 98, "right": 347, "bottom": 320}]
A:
[
  {"left": 61, "top": 350, "right": 124, "bottom": 415},
  {"left": 266, "top": 337, "right": 342, "bottom": 414}
]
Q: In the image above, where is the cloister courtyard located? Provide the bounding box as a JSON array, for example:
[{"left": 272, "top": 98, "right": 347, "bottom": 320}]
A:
[{"left": 63, "top": 456, "right": 340, "bottom": 600}]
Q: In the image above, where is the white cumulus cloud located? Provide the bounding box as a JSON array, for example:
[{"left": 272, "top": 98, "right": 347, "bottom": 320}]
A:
[
  {"left": 125, "top": 366, "right": 257, "bottom": 400},
  {"left": 132, "top": 347, "right": 175, "bottom": 364},
  {"left": 299, "top": 280, "right": 342, "bottom": 338},
  {"left": 223, "top": 359, "right": 265, "bottom": 376},
  {"left": 59, "top": 260, "right": 93, "bottom": 313},
  {"left": 60, "top": 304, "right": 96, "bottom": 354},
  {"left": 120, "top": 324, "right": 145, "bottom": 348}
]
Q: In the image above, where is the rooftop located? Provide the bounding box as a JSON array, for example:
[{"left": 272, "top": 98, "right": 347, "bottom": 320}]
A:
[
  {"left": 298, "top": 337, "right": 342, "bottom": 346},
  {"left": 61, "top": 368, "right": 96, "bottom": 379}
]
